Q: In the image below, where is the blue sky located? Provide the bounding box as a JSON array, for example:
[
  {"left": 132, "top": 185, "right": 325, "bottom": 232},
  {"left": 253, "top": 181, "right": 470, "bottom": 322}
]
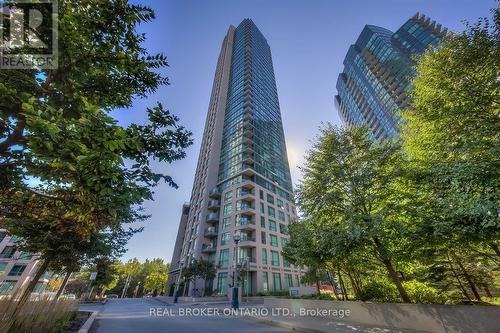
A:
[{"left": 118, "top": 0, "right": 494, "bottom": 262}]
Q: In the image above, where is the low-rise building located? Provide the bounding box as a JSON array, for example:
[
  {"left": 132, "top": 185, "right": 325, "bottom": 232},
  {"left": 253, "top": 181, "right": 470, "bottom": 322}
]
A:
[{"left": 0, "top": 229, "right": 49, "bottom": 297}]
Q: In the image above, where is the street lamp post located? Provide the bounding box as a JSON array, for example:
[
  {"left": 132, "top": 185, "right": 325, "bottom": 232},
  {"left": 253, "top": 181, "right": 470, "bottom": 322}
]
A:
[
  {"left": 174, "top": 260, "right": 184, "bottom": 303},
  {"left": 245, "top": 257, "right": 250, "bottom": 302},
  {"left": 231, "top": 231, "right": 241, "bottom": 309}
]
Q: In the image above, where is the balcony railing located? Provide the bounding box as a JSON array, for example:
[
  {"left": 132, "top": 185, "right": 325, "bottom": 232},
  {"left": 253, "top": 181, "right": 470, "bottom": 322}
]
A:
[
  {"left": 209, "top": 188, "right": 221, "bottom": 198},
  {"left": 204, "top": 227, "right": 218, "bottom": 237},
  {"left": 208, "top": 200, "right": 221, "bottom": 210},
  {"left": 236, "top": 216, "right": 255, "bottom": 226},
  {"left": 206, "top": 213, "right": 219, "bottom": 222},
  {"left": 239, "top": 236, "right": 255, "bottom": 242},
  {"left": 201, "top": 244, "right": 217, "bottom": 253}
]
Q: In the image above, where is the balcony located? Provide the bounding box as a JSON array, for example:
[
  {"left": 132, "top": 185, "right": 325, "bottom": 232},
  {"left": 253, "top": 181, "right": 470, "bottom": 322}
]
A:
[
  {"left": 239, "top": 236, "right": 256, "bottom": 247},
  {"left": 238, "top": 188, "right": 253, "bottom": 199},
  {"left": 209, "top": 188, "right": 221, "bottom": 198},
  {"left": 237, "top": 203, "right": 255, "bottom": 215},
  {"left": 201, "top": 243, "right": 217, "bottom": 253},
  {"left": 236, "top": 216, "right": 255, "bottom": 229},
  {"left": 242, "top": 136, "right": 253, "bottom": 145},
  {"left": 207, "top": 200, "right": 220, "bottom": 210},
  {"left": 237, "top": 257, "right": 257, "bottom": 266},
  {"left": 206, "top": 213, "right": 220, "bottom": 223},
  {"left": 242, "top": 168, "right": 256, "bottom": 177},
  {"left": 242, "top": 153, "right": 254, "bottom": 165},
  {"left": 204, "top": 227, "right": 218, "bottom": 237},
  {"left": 242, "top": 120, "right": 253, "bottom": 129}
]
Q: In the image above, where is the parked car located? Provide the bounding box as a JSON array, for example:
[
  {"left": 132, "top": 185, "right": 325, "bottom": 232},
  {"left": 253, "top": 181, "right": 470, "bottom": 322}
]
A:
[{"left": 107, "top": 294, "right": 119, "bottom": 299}]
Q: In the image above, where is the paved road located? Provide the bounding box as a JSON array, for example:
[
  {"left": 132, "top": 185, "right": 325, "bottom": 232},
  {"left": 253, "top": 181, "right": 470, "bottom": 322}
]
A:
[{"left": 79, "top": 298, "right": 293, "bottom": 333}]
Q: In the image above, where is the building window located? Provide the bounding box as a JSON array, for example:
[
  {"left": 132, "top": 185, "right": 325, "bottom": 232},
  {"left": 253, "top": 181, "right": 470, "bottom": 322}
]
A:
[
  {"left": 296, "top": 275, "right": 300, "bottom": 287},
  {"left": 268, "top": 206, "right": 275, "bottom": 218},
  {"left": 270, "top": 234, "right": 278, "bottom": 247},
  {"left": 266, "top": 194, "right": 274, "bottom": 205},
  {"left": 10, "top": 235, "right": 23, "bottom": 243},
  {"left": 283, "top": 258, "right": 290, "bottom": 268},
  {"left": 222, "top": 217, "right": 231, "bottom": 230},
  {"left": 18, "top": 252, "right": 33, "bottom": 260},
  {"left": 271, "top": 251, "right": 280, "bottom": 266},
  {"left": 260, "top": 216, "right": 265, "bottom": 228},
  {"left": 262, "top": 272, "right": 269, "bottom": 292},
  {"left": 0, "top": 263, "right": 6, "bottom": 273},
  {"left": 259, "top": 190, "right": 264, "bottom": 199},
  {"left": 272, "top": 273, "right": 282, "bottom": 291},
  {"left": 261, "top": 231, "right": 266, "bottom": 244},
  {"left": 285, "top": 273, "right": 293, "bottom": 289},
  {"left": 278, "top": 211, "right": 285, "bottom": 222},
  {"left": 223, "top": 204, "right": 232, "bottom": 216},
  {"left": 281, "top": 237, "right": 288, "bottom": 247},
  {"left": 224, "top": 191, "right": 233, "bottom": 202},
  {"left": 261, "top": 248, "right": 267, "bottom": 265},
  {"left": 8, "top": 264, "right": 26, "bottom": 276},
  {"left": 0, "top": 246, "right": 16, "bottom": 259},
  {"left": 260, "top": 202, "right": 265, "bottom": 213},
  {"left": 269, "top": 220, "right": 277, "bottom": 232},
  {"left": 221, "top": 232, "right": 230, "bottom": 246},
  {"left": 217, "top": 273, "right": 228, "bottom": 295},
  {"left": 277, "top": 199, "right": 283, "bottom": 208},
  {"left": 279, "top": 223, "right": 287, "bottom": 234},
  {"left": 0, "top": 281, "right": 17, "bottom": 295},
  {"left": 218, "top": 249, "right": 229, "bottom": 268}
]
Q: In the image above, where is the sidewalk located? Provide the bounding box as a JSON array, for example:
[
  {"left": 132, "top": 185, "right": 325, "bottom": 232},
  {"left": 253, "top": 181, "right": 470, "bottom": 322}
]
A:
[{"left": 242, "top": 313, "right": 428, "bottom": 333}]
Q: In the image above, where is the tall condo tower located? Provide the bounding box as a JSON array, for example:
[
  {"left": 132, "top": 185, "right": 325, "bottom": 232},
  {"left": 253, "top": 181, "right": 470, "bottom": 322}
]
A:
[
  {"left": 335, "top": 13, "right": 447, "bottom": 141},
  {"left": 168, "top": 19, "right": 299, "bottom": 297}
]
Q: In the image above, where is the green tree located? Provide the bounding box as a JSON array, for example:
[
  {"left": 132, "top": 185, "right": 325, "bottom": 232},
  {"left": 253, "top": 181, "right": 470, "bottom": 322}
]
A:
[
  {"left": 182, "top": 259, "right": 216, "bottom": 296},
  {"left": 400, "top": 5, "right": 500, "bottom": 256},
  {"left": 0, "top": 0, "right": 192, "bottom": 310},
  {"left": 297, "top": 124, "right": 414, "bottom": 302}
]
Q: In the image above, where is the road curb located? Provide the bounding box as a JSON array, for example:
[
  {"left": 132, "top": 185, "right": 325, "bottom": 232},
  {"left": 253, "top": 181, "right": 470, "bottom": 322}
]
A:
[
  {"left": 78, "top": 310, "right": 99, "bottom": 333},
  {"left": 241, "top": 315, "right": 325, "bottom": 333}
]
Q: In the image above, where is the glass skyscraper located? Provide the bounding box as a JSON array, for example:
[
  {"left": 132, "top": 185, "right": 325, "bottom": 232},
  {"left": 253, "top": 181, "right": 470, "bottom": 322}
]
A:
[
  {"left": 335, "top": 13, "right": 447, "bottom": 140},
  {"left": 168, "top": 19, "right": 299, "bottom": 297}
]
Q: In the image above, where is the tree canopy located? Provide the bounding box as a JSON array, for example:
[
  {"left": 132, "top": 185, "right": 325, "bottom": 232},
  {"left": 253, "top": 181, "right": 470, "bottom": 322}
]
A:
[{"left": 0, "top": 0, "right": 192, "bottom": 304}]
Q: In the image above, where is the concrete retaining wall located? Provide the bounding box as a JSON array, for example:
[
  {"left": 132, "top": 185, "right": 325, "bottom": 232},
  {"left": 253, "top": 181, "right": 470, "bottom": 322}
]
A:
[{"left": 264, "top": 298, "right": 500, "bottom": 333}]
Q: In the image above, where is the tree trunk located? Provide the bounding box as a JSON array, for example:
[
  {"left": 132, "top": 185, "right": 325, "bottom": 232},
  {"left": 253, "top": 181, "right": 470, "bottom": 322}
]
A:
[
  {"left": 315, "top": 278, "right": 321, "bottom": 295},
  {"left": 482, "top": 284, "right": 493, "bottom": 298},
  {"left": 53, "top": 271, "right": 72, "bottom": 303},
  {"left": 454, "top": 257, "right": 482, "bottom": 302},
  {"left": 373, "top": 237, "right": 410, "bottom": 303},
  {"left": 447, "top": 254, "right": 471, "bottom": 301},
  {"left": 17, "top": 259, "right": 49, "bottom": 305},
  {"left": 337, "top": 270, "right": 348, "bottom": 301},
  {"left": 327, "top": 271, "right": 340, "bottom": 300},
  {"left": 9, "top": 259, "right": 50, "bottom": 331},
  {"left": 489, "top": 243, "right": 500, "bottom": 258},
  {"left": 346, "top": 270, "right": 363, "bottom": 301}
]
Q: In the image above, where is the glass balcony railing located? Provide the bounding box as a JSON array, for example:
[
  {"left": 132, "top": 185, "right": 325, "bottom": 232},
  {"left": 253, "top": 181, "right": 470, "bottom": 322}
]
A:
[
  {"left": 209, "top": 188, "right": 221, "bottom": 198},
  {"left": 206, "top": 213, "right": 220, "bottom": 222},
  {"left": 204, "top": 227, "right": 218, "bottom": 236},
  {"left": 208, "top": 200, "right": 221, "bottom": 209},
  {"left": 201, "top": 243, "right": 217, "bottom": 252},
  {"left": 236, "top": 216, "right": 255, "bottom": 226}
]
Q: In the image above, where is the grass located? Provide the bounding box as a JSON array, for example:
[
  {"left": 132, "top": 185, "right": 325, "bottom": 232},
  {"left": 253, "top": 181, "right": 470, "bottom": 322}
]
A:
[{"left": 0, "top": 291, "right": 77, "bottom": 333}]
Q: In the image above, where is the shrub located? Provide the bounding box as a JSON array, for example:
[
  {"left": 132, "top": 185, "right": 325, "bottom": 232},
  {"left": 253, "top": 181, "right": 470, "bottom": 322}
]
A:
[
  {"left": 403, "top": 280, "right": 446, "bottom": 304},
  {"left": 359, "top": 279, "right": 400, "bottom": 303}
]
